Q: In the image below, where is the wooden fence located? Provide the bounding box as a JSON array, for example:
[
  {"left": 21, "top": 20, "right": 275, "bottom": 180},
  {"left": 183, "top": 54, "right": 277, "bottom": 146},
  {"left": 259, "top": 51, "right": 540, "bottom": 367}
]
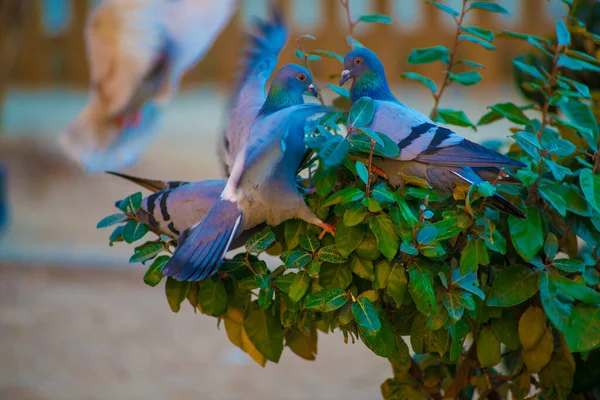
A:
[{"left": 1, "top": 0, "right": 562, "bottom": 89}]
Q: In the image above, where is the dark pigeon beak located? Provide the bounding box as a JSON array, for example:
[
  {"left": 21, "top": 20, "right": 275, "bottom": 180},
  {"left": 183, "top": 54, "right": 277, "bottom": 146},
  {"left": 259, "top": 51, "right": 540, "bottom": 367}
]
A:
[
  {"left": 339, "top": 69, "right": 351, "bottom": 86},
  {"left": 307, "top": 84, "right": 318, "bottom": 98}
]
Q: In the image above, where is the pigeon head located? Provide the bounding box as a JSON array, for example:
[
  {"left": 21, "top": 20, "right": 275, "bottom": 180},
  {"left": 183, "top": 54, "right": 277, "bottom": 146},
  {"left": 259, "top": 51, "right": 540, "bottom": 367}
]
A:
[
  {"left": 271, "top": 64, "right": 317, "bottom": 98},
  {"left": 260, "top": 64, "right": 317, "bottom": 114},
  {"left": 340, "top": 48, "right": 394, "bottom": 102}
]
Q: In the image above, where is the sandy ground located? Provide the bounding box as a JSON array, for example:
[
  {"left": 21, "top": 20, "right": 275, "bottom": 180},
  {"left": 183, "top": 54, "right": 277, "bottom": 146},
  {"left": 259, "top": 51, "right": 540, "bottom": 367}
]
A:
[{"left": 0, "top": 264, "right": 391, "bottom": 400}]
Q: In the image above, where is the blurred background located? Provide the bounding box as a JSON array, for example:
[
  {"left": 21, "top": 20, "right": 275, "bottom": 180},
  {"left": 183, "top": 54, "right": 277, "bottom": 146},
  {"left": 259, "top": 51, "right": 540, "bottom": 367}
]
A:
[{"left": 0, "top": 0, "right": 567, "bottom": 399}]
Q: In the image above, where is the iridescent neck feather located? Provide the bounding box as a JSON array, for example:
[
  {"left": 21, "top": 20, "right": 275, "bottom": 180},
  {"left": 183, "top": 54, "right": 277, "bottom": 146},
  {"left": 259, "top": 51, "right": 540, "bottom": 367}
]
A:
[
  {"left": 350, "top": 71, "right": 396, "bottom": 103},
  {"left": 260, "top": 85, "right": 304, "bottom": 115}
]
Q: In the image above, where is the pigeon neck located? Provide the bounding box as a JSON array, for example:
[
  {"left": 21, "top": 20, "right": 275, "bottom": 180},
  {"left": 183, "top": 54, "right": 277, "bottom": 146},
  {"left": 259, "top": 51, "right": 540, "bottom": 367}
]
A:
[
  {"left": 350, "top": 71, "right": 396, "bottom": 103},
  {"left": 260, "top": 86, "right": 304, "bottom": 115}
]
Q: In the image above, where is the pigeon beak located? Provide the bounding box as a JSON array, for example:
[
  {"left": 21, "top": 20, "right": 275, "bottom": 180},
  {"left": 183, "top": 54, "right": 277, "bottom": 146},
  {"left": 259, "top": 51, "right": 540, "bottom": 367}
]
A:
[
  {"left": 307, "top": 84, "right": 318, "bottom": 98},
  {"left": 339, "top": 69, "right": 351, "bottom": 86}
]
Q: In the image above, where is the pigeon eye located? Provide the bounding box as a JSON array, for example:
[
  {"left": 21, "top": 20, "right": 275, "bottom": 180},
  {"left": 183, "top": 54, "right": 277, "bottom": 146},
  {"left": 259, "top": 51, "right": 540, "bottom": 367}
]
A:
[
  {"left": 297, "top": 73, "right": 307, "bottom": 82},
  {"left": 354, "top": 57, "right": 363, "bottom": 66}
]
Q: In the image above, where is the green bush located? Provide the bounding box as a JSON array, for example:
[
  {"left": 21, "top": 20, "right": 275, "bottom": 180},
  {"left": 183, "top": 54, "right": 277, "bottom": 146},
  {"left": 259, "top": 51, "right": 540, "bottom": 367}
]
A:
[{"left": 99, "top": 1, "right": 600, "bottom": 398}]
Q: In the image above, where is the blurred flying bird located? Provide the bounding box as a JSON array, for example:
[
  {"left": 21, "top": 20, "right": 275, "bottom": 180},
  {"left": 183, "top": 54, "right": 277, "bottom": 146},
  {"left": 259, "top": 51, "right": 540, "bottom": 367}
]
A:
[
  {"left": 107, "top": 171, "right": 264, "bottom": 247},
  {"left": 163, "top": 67, "right": 329, "bottom": 281},
  {"left": 340, "top": 48, "right": 526, "bottom": 218},
  {"left": 219, "top": 5, "right": 291, "bottom": 176},
  {"left": 61, "top": 0, "right": 235, "bottom": 173}
]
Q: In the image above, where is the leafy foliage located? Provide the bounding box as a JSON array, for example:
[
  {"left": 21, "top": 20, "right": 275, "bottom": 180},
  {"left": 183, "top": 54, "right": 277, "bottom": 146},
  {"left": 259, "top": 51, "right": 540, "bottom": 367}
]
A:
[{"left": 99, "top": 1, "right": 600, "bottom": 398}]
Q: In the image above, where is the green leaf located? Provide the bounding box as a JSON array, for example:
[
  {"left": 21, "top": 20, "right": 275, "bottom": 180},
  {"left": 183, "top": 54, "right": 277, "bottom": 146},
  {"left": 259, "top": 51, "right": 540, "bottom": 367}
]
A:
[
  {"left": 358, "top": 13, "right": 392, "bottom": 24},
  {"left": 343, "top": 203, "right": 367, "bottom": 226},
  {"left": 356, "top": 127, "right": 384, "bottom": 147},
  {"left": 544, "top": 159, "right": 571, "bottom": 182},
  {"left": 289, "top": 271, "right": 311, "bottom": 302},
  {"left": 355, "top": 161, "right": 369, "bottom": 184},
  {"left": 580, "top": 169, "right": 600, "bottom": 214},
  {"left": 470, "top": 1, "right": 509, "bottom": 14},
  {"left": 314, "top": 166, "right": 337, "bottom": 197},
  {"left": 552, "top": 274, "right": 600, "bottom": 304},
  {"left": 565, "top": 304, "right": 600, "bottom": 352},
  {"left": 509, "top": 207, "right": 543, "bottom": 261},
  {"left": 538, "top": 353, "right": 575, "bottom": 400},
  {"left": 304, "top": 288, "right": 348, "bottom": 312},
  {"left": 544, "top": 233, "right": 559, "bottom": 259},
  {"left": 245, "top": 227, "right": 275, "bottom": 254},
  {"left": 122, "top": 220, "right": 149, "bottom": 243},
  {"left": 449, "top": 71, "right": 482, "bottom": 86},
  {"left": 352, "top": 297, "right": 381, "bottom": 336},
  {"left": 284, "top": 250, "right": 312, "bottom": 269},
  {"left": 519, "top": 306, "right": 547, "bottom": 349},
  {"left": 319, "top": 263, "right": 352, "bottom": 289},
  {"left": 408, "top": 261, "right": 437, "bottom": 316},
  {"left": 326, "top": 84, "right": 350, "bottom": 98},
  {"left": 109, "top": 225, "right": 124, "bottom": 244},
  {"left": 556, "top": 20, "right": 571, "bottom": 46},
  {"left": 198, "top": 278, "right": 227, "bottom": 316},
  {"left": 356, "top": 231, "right": 382, "bottom": 261},
  {"left": 477, "top": 181, "right": 496, "bottom": 197},
  {"left": 553, "top": 258, "right": 584, "bottom": 273},
  {"left": 459, "top": 59, "right": 485, "bottom": 69},
  {"left": 546, "top": 139, "right": 576, "bottom": 157},
  {"left": 436, "top": 109, "right": 475, "bottom": 128},
  {"left": 558, "top": 54, "right": 600, "bottom": 72},
  {"left": 491, "top": 311, "right": 521, "bottom": 350},
  {"left": 522, "top": 327, "right": 553, "bottom": 372},
  {"left": 417, "top": 225, "right": 438, "bottom": 245},
  {"left": 490, "top": 102, "right": 530, "bottom": 125},
  {"left": 539, "top": 186, "right": 568, "bottom": 217},
  {"left": 244, "top": 302, "right": 284, "bottom": 362},
  {"left": 143, "top": 255, "right": 168, "bottom": 287},
  {"left": 477, "top": 326, "right": 501, "bottom": 367},
  {"left": 557, "top": 99, "right": 598, "bottom": 150},
  {"left": 349, "top": 96, "right": 375, "bottom": 128},
  {"left": 463, "top": 25, "right": 494, "bottom": 42},
  {"left": 452, "top": 269, "right": 485, "bottom": 300},
  {"left": 312, "top": 50, "right": 344, "bottom": 63},
  {"left": 130, "top": 242, "right": 163, "bottom": 263},
  {"left": 349, "top": 132, "right": 401, "bottom": 158},
  {"left": 487, "top": 265, "right": 538, "bottom": 307},
  {"left": 300, "top": 234, "right": 320, "bottom": 252},
  {"left": 360, "top": 311, "right": 395, "bottom": 358},
  {"left": 513, "top": 59, "right": 546, "bottom": 81},
  {"left": 349, "top": 255, "right": 375, "bottom": 280},
  {"left": 284, "top": 220, "right": 306, "bottom": 249},
  {"left": 401, "top": 72, "right": 437, "bottom": 93},
  {"left": 318, "top": 245, "right": 347, "bottom": 263},
  {"left": 370, "top": 214, "right": 400, "bottom": 260},
  {"left": 165, "top": 277, "right": 190, "bottom": 313},
  {"left": 427, "top": 0, "right": 459, "bottom": 16},
  {"left": 97, "top": 213, "right": 127, "bottom": 228},
  {"left": 442, "top": 290, "right": 469, "bottom": 321},
  {"left": 386, "top": 264, "right": 408, "bottom": 306},
  {"left": 307, "top": 260, "right": 322, "bottom": 277},
  {"left": 323, "top": 187, "right": 364, "bottom": 207},
  {"left": 294, "top": 49, "right": 305, "bottom": 59},
  {"left": 539, "top": 272, "right": 573, "bottom": 331},
  {"left": 118, "top": 192, "right": 143, "bottom": 214},
  {"left": 459, "top": 238, "right": 489, "bottom": 274},
  {"left": 407, "top": 46, "right": 450, "bottom": 64},
  {"left": 318, "top": 134, "right": 350, "bottom": 168},
  {"left": 459, "top": 34, "right": 496, "bottom": 50}
]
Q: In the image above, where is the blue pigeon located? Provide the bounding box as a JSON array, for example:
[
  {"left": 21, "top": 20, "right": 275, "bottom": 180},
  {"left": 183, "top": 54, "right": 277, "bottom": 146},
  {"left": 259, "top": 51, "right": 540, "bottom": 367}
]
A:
[
  {"left": 62, "top": 0, "right": 235, "bottom": 173},
  {"left": 108, "top": 172, "right": 263, "bottom": 247},
  {"left": 163, "top": 69, "right": 330, "bottom": 282},
  {"left": 340, "top": 48, "right": 526, "bottom": 218},
  {"left": 219, "top": 5, "right": 292, "bottom": 176}
]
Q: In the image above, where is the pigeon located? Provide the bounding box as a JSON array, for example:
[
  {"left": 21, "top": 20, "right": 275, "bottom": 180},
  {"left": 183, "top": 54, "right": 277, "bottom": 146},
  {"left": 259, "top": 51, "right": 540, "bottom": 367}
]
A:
[
  {"left": 108, "top": 171, "right": 264, "bottom": 247},
  {"left": 339, "top": 47, "right": 526, "bottom": 218},
  {"left": 162, "top": 67, "right": 330, "bottom": 281},
  {"left": 219, "top": 5, "right": 290, "bottom": 176},
  {"left": 62, "top": 0, "right": 235, "bottom": 173}
]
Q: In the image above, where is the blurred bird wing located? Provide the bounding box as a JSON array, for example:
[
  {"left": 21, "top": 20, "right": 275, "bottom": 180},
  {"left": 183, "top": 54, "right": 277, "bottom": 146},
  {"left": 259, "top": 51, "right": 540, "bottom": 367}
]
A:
[
  {"left": 86, "top": 0, "right": 168, "bottom": 115},
  {"left": 415, "top": 139, "right": 526, "bottom": 168},
  {"left": 223, "top": 104, "right": 326, "bottom": 201},
  {"left": 221, "top": 6, "right": 290, "bottom": 173}
]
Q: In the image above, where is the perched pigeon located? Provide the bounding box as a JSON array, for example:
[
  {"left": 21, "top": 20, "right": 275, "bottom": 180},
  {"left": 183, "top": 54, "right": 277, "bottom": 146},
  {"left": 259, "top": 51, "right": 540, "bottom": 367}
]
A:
[
  {"left": 219, "top": 5, "right": 290, "bottom": 176},
  {"left": 108, "top": 171, "right": 264, "bottom": 247},
  {"left": 62, "top": 0, "right": 235, "bottom": 173},
  {"left": 163, "top": 67, "right": 330, "bottom": 281},
  {"left": 340, "top": 48, "right": 526, "bottom": 218}
]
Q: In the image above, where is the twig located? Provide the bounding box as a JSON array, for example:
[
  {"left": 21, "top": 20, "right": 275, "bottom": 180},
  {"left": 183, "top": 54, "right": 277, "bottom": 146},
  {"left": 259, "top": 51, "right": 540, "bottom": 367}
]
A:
[
  {"left": 365, "top": 139, "right": 376, "bottom": 196},
  {"left": 339, "top": 0, "right": 358, "bottom": 44},
  {"left": 296, "top": 36, "right": 326, "bottom": 106},
  {"left": 430, "top": 0, "right": 469, "bottom": 119}
]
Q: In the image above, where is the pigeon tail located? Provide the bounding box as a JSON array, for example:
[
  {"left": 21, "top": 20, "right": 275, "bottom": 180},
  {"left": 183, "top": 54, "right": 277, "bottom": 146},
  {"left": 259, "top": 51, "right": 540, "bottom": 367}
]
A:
[{"left": 162, "top": 198, "right": 244, "bottom": 281}]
